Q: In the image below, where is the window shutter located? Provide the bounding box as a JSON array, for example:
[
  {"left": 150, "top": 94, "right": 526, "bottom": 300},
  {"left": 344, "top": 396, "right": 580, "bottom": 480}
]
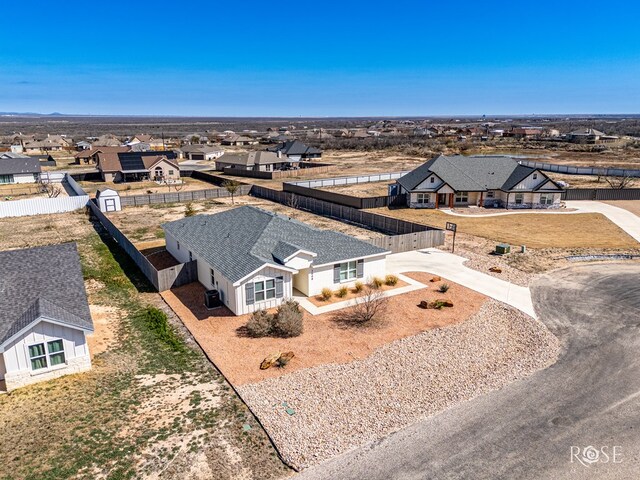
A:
[
  {"left": 245, "top": 283, "right": 254, "bottom": 305},
  {"left": 356, "top": 259, "right": 364, "bottom": 278},
  {"left": 275, "top": 276, "right": 284, "bottom": 298},
  {"left": 333, "top": 264, "right": 341, "bottom": 283}
]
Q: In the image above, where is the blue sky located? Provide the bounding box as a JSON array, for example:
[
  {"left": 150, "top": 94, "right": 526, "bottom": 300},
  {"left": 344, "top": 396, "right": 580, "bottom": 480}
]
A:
[{"left": 1, "top": 0, "right": 639, "bottom": 116}]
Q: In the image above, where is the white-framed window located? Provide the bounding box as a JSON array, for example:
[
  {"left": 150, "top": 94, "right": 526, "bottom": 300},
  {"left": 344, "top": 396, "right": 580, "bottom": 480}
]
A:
[
  {"left": 486, "top": 191, "right": 495, "bottom": 199},
  {"left": 455, "top": 191, "right": 469, "bottom": 203},
  {"left": 210, "top": 268, "right": 215, "bottom": 286},
  {"left": 168, "top": 170, "right": 175, "bottom": 175},
  {"left": 515, "top": 193, "right": 524, "bottom": 204},
  {"left": 539, "top": 194, "right": 554, "bottom": 205},
  {"left": 28, "top": 339, "right": 66, "bottom": 371},
  {"left": 0, "top": 174, "right": 14, "bottom": 184},
  {"left": 339, "top": 261, "right": 357, "bottom": 281},
  {"left": 416, "top": 193, "right": 430, "bottom": 204},
  {"left": 254, "top": 279, "right": 276, "bottom": 302}
]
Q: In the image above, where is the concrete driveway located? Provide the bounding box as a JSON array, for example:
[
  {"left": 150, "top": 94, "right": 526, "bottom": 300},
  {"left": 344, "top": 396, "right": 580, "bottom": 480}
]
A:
[
  {"left": 386, "top": 249, "right": 536, "bottom": 318},
  {"left": 297, "top": 263, "right": 640, "bottom": 480}
]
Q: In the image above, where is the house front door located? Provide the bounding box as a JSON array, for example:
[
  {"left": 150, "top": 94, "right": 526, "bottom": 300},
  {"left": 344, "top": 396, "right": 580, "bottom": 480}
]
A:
[{"left": 437, "top": 193, "right": 448, "bottom": 208}]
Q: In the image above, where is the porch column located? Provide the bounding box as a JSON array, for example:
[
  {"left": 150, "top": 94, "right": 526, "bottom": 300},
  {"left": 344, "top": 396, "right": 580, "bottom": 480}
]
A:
[
  {"left": 435, "top": 194, "right": 439, "bottom": 209},
  {"left": 449, "top": 194, "right": 454, "bottom": 208},
  {"left": 479, "top": 192, "right": 484, "bottom": 207}
]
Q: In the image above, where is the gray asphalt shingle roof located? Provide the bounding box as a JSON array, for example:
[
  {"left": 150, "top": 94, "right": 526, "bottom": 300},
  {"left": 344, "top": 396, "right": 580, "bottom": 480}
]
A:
[
  {"left": 397, "top": 155, "right": 544, "bottom": 192},
  {"left": 0, "top": 243, "right": 93, "bottom": 347},
  {"left": 162, "top": 206, "right": 388, "bottom": 283},
  {"left": 0, "top": 156, "right": 41, "bottom": 176},
  {"left": 267, "top": 140, "right": 322, "bottom": 156}
]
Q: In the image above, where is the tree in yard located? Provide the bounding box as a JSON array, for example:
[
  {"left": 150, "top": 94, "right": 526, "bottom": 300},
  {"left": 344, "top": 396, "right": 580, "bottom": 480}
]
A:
[
  {"left": 222, "top": 179, "right": 241, "bottom": 204},
  {"left": 37, "top": 177, "right": 62, "bottom": 198},
  {"left": 604, "top": 176, "right": 634, "bottom": 189}
]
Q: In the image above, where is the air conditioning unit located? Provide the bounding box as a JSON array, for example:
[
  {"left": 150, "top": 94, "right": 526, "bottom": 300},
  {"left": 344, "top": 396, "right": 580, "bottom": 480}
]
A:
[
  {"left": 495, "top": 244, "right": 511, "bottom": 255},
  {"left": 204, "top": 289, "right": 222, "bottom": 309}
]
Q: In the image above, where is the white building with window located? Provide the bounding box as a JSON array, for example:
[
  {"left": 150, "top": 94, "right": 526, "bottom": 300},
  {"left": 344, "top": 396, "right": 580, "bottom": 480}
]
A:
[
  {"left": 163, "top": 206, "right": 389, "bottom": 315},
  {"left": 0, "top": 154, "right": 42, "bottom": 184},
  {"left": 395, "top": 155, "right": 564, "bottom": 210},
  {"left": 0, "top": 243, "right": 94, "bottom": 392}
]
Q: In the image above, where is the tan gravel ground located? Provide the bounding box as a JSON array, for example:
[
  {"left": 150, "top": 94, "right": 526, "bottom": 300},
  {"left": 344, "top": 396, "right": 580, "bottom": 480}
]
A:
[{"left": 237, "top": 300, "right": 560, "bottom": 470}]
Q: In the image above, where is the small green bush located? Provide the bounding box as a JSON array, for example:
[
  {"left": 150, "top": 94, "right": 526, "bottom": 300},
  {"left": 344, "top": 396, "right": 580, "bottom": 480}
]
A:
[
  {"left": 321, "top": 287, "right": 333, "bottom": 301},
  {"left": 438, "top": 283, "right": 450, "bottom": 293},
  {"left": 370, "top": 277, "right": 384, "bottom": 289},
  {"left": 246, "top": 310, "right": 273, "bottom": 337},
  {"left": 138, "top": 306, "right": 184, "bottom": 351},
  {"left": 273, "top": 300, "right": 303, "bottom": 337},
  {"left": 353, "top": 281, "right": 364, "bottom": 293},
  {"left": 385, "top": 274, "right": 399, "bottom": 286},
  {"left": 336, "top": 286, "right": 349, "bottom": 298},
  {"left": 184, "top": 202, "right": 196, "bottom": 217}
]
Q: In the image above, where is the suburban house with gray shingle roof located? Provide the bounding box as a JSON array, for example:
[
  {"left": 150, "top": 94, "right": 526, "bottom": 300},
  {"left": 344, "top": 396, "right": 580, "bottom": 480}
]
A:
[
  {"left": 0, "top": 155, "right": 41, "bottom": 184},
  {"left": 394, "top": 155, "right": 564, "bottom": 209},
  {"left": 162, "top": 206, "right": 390, "bottom": 315},
  {"left": 0, "top": 243, "right": 94, "bottom": 392}
]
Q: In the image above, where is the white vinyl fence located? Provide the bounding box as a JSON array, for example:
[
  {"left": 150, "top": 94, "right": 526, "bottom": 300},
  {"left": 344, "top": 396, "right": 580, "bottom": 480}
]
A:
[{"left": 0, "top": 173, "right": 90, "bottom": 218}]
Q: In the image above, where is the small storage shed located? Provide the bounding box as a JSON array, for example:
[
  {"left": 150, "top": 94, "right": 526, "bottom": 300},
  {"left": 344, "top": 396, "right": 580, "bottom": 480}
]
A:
[{"left": 96, "top": 188, "right": 121, "bottom": 212}]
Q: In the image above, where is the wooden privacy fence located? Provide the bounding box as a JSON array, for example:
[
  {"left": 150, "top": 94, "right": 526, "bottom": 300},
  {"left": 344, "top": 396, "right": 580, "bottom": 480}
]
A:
[
  {"left": 119, "top": 185, "right": 252, "bottom": 207},
  {"left": 251, "top": 185, "right": 442, "bottom": 236},
  {"left": 88, "top": 200, "right": 198, "bottom": 291},
  {"left": 368, "top": 230, "right": 446, "bottom": 253},
  {"left": 520, "top": 160, "right": 640, "bottom": 178},
  {"left": 222, "top": 162, "right": 335, "bottom": 179},
  {"left": 562, "top": 188, "right": 640, "bottom": 201},
  {"left": 283, "top": 182, "right": 406, "bottom": 209}
]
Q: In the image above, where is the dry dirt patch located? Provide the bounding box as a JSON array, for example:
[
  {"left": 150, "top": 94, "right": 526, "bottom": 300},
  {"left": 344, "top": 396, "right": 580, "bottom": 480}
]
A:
[
  {"left": 369, "top": 207, "right": 639, "bottom": 249},
  {"left": 161, "top": 274, "right": 485, "bottom": 386}
]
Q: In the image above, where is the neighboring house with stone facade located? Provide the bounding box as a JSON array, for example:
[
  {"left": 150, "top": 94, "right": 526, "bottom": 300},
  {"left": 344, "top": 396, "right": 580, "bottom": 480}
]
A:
[
  {"left": 394, "top": 155, "right": 564, "bottom": 209},
  {"left": 163, "top": 206, "right": 389, "bottom": 315},
  {"left": 0, "top": 243, "right": 94, "bottom": 392}
]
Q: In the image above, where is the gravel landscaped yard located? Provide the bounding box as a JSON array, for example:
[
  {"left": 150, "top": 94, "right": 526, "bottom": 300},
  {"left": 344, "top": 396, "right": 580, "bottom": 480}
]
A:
[
  {"left": 237, "top": 299, "right": 560, "bottom": 470},
  {"left": 161, "top": 273, "right": 485, "bottom": 386}
]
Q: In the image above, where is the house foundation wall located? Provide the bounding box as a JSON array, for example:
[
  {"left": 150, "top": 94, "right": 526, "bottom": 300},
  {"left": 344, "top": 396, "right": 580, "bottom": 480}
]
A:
[{"left": 3, "top": 355, "right": 92, "bottom": 392}]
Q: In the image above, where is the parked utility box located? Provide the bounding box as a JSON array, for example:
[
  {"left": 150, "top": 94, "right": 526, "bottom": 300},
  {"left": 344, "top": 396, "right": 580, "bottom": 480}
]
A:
[{"left": 496, "top": 243, "right": 511, "bottom": 255}]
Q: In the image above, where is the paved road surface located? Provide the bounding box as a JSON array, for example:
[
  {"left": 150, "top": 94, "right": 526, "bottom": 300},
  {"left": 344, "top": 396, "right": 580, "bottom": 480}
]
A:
[{"left": 297, "top": 264, "right": 640, "bottom": 480}]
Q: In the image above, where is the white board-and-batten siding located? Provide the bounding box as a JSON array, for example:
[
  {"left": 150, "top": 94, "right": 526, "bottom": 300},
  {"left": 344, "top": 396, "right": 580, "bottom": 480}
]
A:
[
  {"left": 306, "top": 255, "right": 387, "bottom": 296},
  {"left": 1, "top": 319, "right": 90, "bottom": 380}
]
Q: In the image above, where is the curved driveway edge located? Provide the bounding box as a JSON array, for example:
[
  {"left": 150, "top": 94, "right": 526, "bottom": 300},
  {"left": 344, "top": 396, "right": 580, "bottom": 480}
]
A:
[{"left": 386, "top": 248, "right": 536, "bottom": 318}]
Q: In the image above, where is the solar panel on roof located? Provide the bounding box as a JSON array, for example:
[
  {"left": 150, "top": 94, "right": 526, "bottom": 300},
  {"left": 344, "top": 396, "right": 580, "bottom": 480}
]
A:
[{"left": 118, "top": 156, "right": 146, "bottom": 171}]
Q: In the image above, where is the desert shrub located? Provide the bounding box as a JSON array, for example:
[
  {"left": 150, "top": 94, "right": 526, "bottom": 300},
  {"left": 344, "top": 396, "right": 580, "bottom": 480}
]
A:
[
  {"left": 370, "top": 276, "right": 384, "bottom": 289},
  {"left": 385, "top": 274, "right": 399, "bottom": 286},
  {"left": 337, "top": 287, "right": 388, "bottom": 325},
  {"left": 246, "top": 309, "right": 274, "bottom": 337},
  {"left": 273, "top": 300, "right": 303, "bottom": 337},
  {"left": 438, "top": 283, "right": 450, "bottom": 293},
  {"left": 353, "top": 281, "right": 364, "bottom": 293},
  {"left": 184, "top": 202, "right": 196, "bottom": 217},
  {"left": 321, "top": 287, "right": 333, "bottom": 301},
  {"left": 336, "top": 286, "right": 349, "bottom": 298}
]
